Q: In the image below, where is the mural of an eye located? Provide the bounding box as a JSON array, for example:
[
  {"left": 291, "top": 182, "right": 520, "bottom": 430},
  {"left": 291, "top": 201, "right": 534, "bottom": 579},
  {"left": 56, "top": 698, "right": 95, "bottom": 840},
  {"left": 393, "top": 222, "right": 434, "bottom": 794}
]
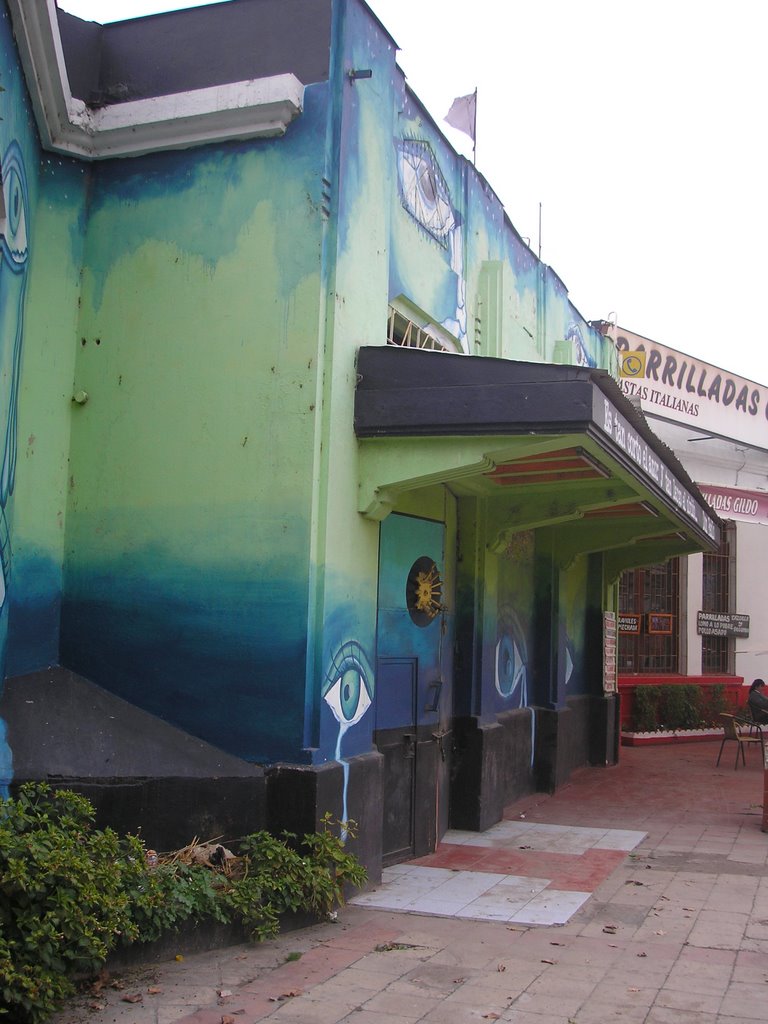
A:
[
  {"left": 406, "top": 556, "right": 444, "bottom": 627},
  {"left": 322, "top": 641, "right": 374, "bottom": 726},
  {"left": 1, "top": 144, "right": 29, "bottom": 270},
  {"left": 566, "top": 322, "right": 595, "bottom": 369},
  {"left": 1, "top": 141, "right": 29, "bottom": 626},
  {"left": 395, "top": 139, "right": 455, "bottom": 246},
  {"left": 495, "top": 606, "right": 528, "bottom": 701},
  {"left": 1, "top": 141, "right": 30, "bottom": 791},
  {"left": 564, "top": 636, "right": 575, "bottom": 687}
]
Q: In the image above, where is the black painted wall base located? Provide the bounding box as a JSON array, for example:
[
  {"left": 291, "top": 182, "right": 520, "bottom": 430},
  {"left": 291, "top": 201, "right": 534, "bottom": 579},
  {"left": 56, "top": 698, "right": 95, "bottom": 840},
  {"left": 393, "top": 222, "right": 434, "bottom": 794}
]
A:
[
  {"left": 450, "top": 709, "right": 534, "bottom": 832},
  {"left": 589, "top": 693, "right": 620, "bottom": 766},
  {"left": 14, "top": 775, "right": 267, "bottom": 854},
  {"left": 535, "top": 694, "right": 619, "bottom": 792},
  {"left": 267, "top": 751, "right": 384, "bottom": 886}
]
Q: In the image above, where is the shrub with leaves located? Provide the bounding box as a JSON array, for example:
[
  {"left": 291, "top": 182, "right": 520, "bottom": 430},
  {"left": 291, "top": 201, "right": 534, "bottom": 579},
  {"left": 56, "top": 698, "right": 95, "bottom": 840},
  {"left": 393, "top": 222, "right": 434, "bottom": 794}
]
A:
[
  {"left": 123, "top": 859, "right": 229, "bottom": 945},
  {"left": 632, "top": 683, "right": 712, "bottom": 732},
  {"left": 0, "top": 784, "right": 145, "bottom": 1023},
  {"left": 633, "top": 685, "right": 662, "bottom": 732},
  {"left": 703, "top": 683, "right": 729, "bottom": 725},
  {"left": 0, "top": 787, "right": 367, "bottom": 1023},
  {"left": 224, "top": 814, "right": 368, "bottom": 940}
]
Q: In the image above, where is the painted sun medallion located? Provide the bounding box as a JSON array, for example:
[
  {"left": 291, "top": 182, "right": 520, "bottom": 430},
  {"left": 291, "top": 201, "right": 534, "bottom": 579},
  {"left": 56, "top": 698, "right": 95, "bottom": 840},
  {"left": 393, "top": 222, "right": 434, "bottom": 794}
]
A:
[{"left": 406, "top": 556, "right": 444, "bottom": 627}]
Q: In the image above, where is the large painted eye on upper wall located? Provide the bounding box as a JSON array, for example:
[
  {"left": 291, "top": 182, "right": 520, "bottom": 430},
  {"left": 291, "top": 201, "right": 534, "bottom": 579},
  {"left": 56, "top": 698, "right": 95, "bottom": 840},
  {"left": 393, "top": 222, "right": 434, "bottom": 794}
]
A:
[
  {"left": 322, "top": 640, "right": 374, "bottom": 726},
  {"left": 565, "top": 322, "right": 595, "bottom": 369},
  {"left": 0, "top": 142, "right": 29, "bottom": 270},
  {"left": 395, "top": 138, "right": 455, "bottom": 247}
]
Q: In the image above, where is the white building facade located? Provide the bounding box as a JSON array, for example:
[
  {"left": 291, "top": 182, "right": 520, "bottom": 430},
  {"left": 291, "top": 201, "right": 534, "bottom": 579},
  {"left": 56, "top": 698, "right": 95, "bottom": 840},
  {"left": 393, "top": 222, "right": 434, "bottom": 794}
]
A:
[{"left": 606, "top": 324, "right": 768, "bottom": 689}]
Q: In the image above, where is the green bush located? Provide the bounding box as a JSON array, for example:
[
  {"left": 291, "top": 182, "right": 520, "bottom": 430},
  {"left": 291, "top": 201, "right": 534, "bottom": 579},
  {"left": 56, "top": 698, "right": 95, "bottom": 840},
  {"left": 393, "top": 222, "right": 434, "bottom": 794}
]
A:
[
  {"left": 703, "top": 683, "right": 729, "bottom": 725},
  {"left": 220, "top": 821, "right": 366, "bottom": 941},
  {"left": 658, "top": 684, "right": 704, "bottom": 730},
  {"left": 0, "top": 786, "right": 366, "bottom": 1023},
  {"left": 124, "top": 859, "right": 229, "bottom": 945},
  {"left": 0, "top": 784, "right": 145, "bottom": 1023},
  {"left": 633, "top": 685, "right": 662, "bottom": 732},
  {"left": 631, "top": 683, "right": 715, "bottom": 732}
]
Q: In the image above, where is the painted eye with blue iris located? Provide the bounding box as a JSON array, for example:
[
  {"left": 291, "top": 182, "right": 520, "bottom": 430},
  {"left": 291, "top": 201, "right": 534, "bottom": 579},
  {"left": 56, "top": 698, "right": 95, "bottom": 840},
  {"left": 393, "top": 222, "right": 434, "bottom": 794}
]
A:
[
  {"left": 322, "top": 640, "right": 374, "bottom": 838},
  {"left": 1, "top": 144, "right": 29, "bottom": 270},
  {"left": 1, "top": 141, "right": 29, "bottom": 611},
  {"left": 323, "top": 642, "right": 373, "bottom": 727},
  {"left": 495, "top": 604, "right": 536, "bottom": 768},
  {"left": 494, "top": 607, "right": 528, "bottom": 703},
  {"left": 495, "top": 634, "right": 525, "bottom": 699},
  {"left": 395, "top": 138, "right": 454, "bottom": 245},
  {"left": 0, "top": 140, "right": 29, "bottom": 797}
]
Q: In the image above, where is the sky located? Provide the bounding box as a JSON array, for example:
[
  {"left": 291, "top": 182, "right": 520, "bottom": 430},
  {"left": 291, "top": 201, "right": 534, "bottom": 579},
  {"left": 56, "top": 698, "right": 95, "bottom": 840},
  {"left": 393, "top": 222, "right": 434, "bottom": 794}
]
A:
[{"left": 58, "top": 0, "right": 768, "bottom": 386}]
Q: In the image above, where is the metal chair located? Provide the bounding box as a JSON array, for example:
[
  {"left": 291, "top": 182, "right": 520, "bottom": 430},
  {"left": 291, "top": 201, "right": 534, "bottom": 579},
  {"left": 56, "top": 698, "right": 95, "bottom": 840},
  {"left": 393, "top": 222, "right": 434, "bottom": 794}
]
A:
[{"left": 716, "top": 713, "right": 764, "bottom": 769}]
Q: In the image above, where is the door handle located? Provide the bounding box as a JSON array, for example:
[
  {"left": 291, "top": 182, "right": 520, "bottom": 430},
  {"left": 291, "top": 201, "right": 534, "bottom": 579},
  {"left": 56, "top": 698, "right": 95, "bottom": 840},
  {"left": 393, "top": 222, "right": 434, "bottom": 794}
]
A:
[{"left": 431, "top": 730, "right": 447, "bottom": 761}]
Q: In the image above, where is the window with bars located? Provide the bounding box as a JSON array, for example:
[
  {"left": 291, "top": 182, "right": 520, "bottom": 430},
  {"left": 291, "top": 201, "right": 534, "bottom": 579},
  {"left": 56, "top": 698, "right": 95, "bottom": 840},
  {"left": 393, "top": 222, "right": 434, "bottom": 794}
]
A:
[
  {"left": 701, "top": 533, "right": 731, "bottom": 674},
  {"left": 618, "top": 560, "right": 680, "bottom": 673},
  {"left": 387, "top": 305, "right": 457, "bottom": 352}
]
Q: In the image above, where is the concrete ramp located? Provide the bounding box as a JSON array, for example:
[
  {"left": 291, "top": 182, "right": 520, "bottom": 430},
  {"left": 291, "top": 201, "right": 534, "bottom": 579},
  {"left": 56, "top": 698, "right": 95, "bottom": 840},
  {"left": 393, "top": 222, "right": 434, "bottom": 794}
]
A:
[{"left": 0, "top": 667, "right": 265, "bottom": 851}]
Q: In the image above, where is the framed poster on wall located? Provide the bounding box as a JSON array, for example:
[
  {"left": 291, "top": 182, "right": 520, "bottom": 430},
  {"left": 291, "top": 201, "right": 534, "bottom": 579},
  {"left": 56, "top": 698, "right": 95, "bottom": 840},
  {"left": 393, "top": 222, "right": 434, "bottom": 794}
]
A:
[
  {"left": 618, "top": 614, "right": 641, "bottom": 634},
  {"left": 647, "top": 613, "right": 673, "bottom": 635}
]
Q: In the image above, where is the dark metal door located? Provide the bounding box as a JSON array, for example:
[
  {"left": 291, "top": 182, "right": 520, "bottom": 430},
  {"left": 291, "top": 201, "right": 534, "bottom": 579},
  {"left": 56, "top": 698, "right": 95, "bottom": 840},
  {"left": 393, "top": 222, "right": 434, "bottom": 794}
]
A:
[
  {"left": 375, "top": 513, "right": 449, "bottom": 865},
  {"left": 375, "top": 658, "right": 417, "bottom": 864}
]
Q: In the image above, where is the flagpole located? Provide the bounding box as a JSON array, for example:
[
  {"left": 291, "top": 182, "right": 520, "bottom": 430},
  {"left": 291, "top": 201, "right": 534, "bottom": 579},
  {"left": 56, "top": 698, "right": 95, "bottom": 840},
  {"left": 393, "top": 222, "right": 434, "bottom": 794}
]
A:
[{"left": 472, "top": 87, "right": 477, "bottom": 165}]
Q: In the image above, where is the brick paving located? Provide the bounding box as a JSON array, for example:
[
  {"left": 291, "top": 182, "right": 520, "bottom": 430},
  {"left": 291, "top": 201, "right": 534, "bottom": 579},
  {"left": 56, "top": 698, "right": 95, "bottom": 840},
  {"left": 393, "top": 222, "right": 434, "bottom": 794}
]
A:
[{"left": 51, "top": 741, "right": 768, "bottom": 1024}]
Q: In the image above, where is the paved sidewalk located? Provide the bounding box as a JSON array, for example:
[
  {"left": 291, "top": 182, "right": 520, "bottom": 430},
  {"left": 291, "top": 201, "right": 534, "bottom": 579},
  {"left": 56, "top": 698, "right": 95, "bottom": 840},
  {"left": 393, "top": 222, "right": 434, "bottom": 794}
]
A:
[
  {"left": 351, "top": 820, "right": 645, "bottom": 925},
  {"left": 52, "top": 740, "right": 768, "bottom": 1024}
]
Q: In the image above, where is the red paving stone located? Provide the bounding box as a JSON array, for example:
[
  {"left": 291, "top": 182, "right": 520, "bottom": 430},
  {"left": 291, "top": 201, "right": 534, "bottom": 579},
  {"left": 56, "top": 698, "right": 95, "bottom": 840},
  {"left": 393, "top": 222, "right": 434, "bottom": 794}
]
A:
[
  {"left": 241, "top": 945, "right": 365, "bottom": 991},
  {"left": 411, "top": 844, "right": 489, "bottom": 869},
  {"left": 319, "top": 921, "right": 403, "bottom": 950},
  {"left": 410, "top": 835, "right": 629, "bottom": 896},
  {"left": 503, "top": 739, "right": 765, "bottom": 832},
  {"left": 545, "top": 848, "right": 627, "bottom": 891},
  {"left": 179, "top": 1013, "right": 227, "bottom": 1024},
  {"left": 174, "top": 919, "right": 403, "bottom": 1024},
  {"left": 681, "top": 945, "right": 738, "bottom": 965}
]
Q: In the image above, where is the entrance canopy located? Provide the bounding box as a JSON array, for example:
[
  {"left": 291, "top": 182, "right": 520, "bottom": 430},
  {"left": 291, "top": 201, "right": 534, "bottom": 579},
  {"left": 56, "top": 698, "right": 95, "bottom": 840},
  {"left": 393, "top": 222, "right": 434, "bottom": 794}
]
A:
[{"left": 354, "top": 348, "right": 719, "bottom": 578}]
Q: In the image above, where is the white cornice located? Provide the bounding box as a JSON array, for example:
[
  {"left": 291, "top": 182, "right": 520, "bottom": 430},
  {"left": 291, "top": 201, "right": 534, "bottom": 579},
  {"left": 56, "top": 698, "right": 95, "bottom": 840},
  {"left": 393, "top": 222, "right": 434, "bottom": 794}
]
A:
[{"left": 7, "top": 0, "right": 304, "bottom": 159}]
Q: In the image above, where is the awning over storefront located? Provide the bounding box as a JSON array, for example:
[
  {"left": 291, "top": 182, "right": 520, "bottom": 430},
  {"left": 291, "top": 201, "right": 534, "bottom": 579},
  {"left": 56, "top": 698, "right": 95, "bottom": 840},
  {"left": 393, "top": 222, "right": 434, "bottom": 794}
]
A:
[{"left": 354, "top": 347, "right": 719, "bottom": 577}]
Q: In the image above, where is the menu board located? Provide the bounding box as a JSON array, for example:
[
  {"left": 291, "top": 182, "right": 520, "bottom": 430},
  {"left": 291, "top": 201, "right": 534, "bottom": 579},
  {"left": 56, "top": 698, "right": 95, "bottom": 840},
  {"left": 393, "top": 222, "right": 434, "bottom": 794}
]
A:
[{"left": 603, "top": 611, "right": 617, "bottom": 693}]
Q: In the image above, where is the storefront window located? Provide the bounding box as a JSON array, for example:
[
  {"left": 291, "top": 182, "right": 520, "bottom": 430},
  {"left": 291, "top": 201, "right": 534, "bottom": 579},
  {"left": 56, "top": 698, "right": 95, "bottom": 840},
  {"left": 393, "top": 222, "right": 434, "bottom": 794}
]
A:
[
  {"left": 701, "top": 533, "right": 731, "bottom": 674},
  {"left": 618, "top": 560, "right": 680, "bottom": 673}
]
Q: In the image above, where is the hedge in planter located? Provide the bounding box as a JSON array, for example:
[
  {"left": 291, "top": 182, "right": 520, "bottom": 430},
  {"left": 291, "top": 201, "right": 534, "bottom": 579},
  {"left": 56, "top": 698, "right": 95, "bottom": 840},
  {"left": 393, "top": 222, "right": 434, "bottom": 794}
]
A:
[{"left": 630, "top": 683, "right": 729, "bottom": 733}]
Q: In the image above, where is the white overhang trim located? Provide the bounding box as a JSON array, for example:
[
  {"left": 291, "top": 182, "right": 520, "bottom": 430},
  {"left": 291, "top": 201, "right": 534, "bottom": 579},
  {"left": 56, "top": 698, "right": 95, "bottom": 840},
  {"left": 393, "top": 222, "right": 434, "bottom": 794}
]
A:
[{"left": 7, "top": 0, "right": 304, "bottom": 159}]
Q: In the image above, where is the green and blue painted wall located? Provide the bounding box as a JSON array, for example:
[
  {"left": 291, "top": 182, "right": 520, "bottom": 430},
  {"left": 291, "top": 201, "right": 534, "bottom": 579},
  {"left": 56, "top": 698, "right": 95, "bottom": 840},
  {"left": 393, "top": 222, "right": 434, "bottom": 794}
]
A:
[{"left": 0, "top": 0, "right": 709, "bottom": 864}]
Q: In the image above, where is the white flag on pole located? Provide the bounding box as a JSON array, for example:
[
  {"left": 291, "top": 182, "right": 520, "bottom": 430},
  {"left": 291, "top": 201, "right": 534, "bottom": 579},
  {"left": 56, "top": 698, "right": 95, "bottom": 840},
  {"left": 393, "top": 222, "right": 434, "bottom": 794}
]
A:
[{"left": 444, "top": 91, "right": 477, "bottom": 142}]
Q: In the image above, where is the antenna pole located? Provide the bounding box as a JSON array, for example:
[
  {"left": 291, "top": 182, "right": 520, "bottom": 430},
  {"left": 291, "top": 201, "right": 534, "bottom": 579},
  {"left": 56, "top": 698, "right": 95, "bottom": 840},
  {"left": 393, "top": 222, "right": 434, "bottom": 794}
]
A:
[
  {"left": 472, "top": 87, "right": 477, "bottom": 165},
  {"left": 538, "top": 202, "right": 542, "bottom": 260}
]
